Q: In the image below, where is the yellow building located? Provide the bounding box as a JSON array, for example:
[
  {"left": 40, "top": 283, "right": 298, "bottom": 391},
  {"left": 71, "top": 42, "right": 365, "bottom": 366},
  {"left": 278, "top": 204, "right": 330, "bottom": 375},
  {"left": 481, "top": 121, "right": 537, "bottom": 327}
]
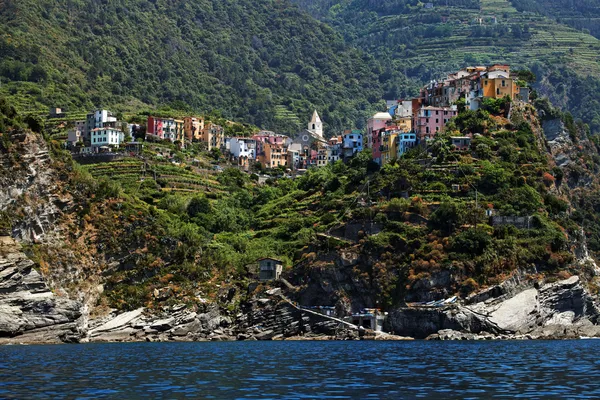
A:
[
  {"left": 201, "top": 122, "right": 225, "bottom": 151},
  {"left": 395, "top": 116, "right": 412, "bottom": 133},
  {"left": 380, "top": 130, "right": 399, "bottom": 166},
  {"left": 174, "top": 119, "right": 185, "bottom": 143},
  {"left": 481, "top": 67, "right": 520, "bottom": 101}
]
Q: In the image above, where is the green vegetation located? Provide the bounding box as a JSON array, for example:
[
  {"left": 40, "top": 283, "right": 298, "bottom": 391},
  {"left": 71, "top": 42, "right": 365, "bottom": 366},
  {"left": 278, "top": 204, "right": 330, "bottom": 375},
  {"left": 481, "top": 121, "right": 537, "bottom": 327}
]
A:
[{"left": 0, "top": 0, "right": 393, "bottom": 132}]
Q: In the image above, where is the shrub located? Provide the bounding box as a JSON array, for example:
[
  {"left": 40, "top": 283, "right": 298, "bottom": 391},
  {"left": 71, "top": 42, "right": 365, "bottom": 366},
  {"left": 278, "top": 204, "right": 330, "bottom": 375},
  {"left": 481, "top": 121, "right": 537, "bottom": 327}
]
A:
[{"left": 451, "top": 228, "right": 491, "bottom": 255}]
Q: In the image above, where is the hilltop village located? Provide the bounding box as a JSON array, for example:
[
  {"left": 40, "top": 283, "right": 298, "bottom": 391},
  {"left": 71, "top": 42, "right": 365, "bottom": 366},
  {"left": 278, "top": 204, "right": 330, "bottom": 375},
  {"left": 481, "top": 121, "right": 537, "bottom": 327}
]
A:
[{"left": 63, "top": 64, "right": 528, "bottom": 170}]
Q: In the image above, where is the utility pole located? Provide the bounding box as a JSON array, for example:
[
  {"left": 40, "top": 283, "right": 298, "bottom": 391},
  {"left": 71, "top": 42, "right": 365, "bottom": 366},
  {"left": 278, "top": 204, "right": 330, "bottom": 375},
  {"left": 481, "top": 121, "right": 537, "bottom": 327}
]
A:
[{"left": 475, "top": 189, "right": 478, "bottom": 228}]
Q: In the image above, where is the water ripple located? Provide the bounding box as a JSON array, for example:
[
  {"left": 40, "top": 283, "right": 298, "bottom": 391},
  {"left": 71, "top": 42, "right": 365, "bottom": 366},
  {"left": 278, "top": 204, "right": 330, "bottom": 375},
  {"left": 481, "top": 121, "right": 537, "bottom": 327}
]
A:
[{"left": 1, "top": 340, "right": 600, "bottom": 398}]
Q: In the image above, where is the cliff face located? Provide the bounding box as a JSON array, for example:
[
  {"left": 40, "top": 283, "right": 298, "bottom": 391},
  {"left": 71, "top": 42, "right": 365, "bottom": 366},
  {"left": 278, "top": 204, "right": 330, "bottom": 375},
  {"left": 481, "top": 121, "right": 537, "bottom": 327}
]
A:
[
  {"left": 0, "top": 131, "right": 71, "bottom": 243},
  {"left": 0, "top": 131, "right": 96, "bottom": 342},
  {"left": 391, "top": 275, "right": 600, "bottom": 340},
  {"left": 0, "top": 236, "right": 82, "bottom": 343}
]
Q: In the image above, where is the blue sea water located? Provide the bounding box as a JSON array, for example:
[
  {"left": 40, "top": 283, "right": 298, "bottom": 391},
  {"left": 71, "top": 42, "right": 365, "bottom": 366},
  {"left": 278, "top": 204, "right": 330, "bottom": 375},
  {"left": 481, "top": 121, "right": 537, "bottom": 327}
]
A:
[{"left": 1, "top": 340, "right": 600, "bottom": 399}]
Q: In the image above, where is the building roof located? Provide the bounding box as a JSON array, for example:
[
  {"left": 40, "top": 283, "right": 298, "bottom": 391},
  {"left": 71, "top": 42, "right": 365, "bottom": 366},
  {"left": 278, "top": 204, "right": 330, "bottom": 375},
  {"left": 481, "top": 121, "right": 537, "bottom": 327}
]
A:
[
  {"left": 257, "top": 257, "right": 283, "bottom": 263},
  {"left": 371, "top": 112, "right": 392, "bottom": 120},
  {"left": 91, "top": 127, "right": 122, "bottom": 132},
  {"left": 310, "top": 110, "right": 322, "bottom": 124}
]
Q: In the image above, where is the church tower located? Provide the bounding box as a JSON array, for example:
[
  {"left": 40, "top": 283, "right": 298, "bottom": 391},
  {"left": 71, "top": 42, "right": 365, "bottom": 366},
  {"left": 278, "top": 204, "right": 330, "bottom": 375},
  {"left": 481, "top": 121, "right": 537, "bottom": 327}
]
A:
[{"left": 308, "top": 110, "right": 323, "bottom": 138}]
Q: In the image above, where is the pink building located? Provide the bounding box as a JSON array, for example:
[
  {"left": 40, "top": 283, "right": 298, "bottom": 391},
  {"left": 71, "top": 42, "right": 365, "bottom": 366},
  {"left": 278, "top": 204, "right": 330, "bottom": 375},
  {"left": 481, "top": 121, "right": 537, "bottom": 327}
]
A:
[
  {"left": 371, "top": 128, "right": 384, "bottom": 164},
  {"left": 252, "top": 132, "right": 289, "bottom": 156},
  {"left": 414, "top": 106, "right": 457, "bottom": 142},
  {"left": 367, "top": 112, "right": 392, "bottom": 149},
  {"left": 146, "top": 116, "right": 164, "bottom": 140}
]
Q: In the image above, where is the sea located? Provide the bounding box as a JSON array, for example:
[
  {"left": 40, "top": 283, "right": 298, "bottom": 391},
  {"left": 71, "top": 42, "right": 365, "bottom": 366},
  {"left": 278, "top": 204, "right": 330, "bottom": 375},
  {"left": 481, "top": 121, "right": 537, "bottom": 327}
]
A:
[{"left": 1, "top": 340, "right": 599, "bottom": 399}]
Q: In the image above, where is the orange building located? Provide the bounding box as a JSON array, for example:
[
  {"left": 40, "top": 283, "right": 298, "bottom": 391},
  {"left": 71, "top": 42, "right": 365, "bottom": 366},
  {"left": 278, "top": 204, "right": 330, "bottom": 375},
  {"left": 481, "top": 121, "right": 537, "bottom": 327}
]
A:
[
  {"left": 184, "top": 117, "right": 204, "bottom": 141},
  {"left": 259, "top": 143, "right": 288, "bottom": 169},
  {"left": 201, "top": 122, "right": 224, "bottom": 151}
]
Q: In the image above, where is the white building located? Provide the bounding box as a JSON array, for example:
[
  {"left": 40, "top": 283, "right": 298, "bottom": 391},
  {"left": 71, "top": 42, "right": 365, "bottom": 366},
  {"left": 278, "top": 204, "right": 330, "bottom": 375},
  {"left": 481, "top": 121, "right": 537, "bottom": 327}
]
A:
[
  {"left": 307, "top": 110, "right": 323, "bottom": 138},
  {"left": 230, "top": 138, "right": 256, "bottom": 159},
  {"left": 162, "top": 119, "right": 176, "bottom": 142},
  {"left": 90, "top": 127, "right": 124, "bottom": 148},
  {"left": 85, "top": 110, "right": 117, "bottom": 140}
]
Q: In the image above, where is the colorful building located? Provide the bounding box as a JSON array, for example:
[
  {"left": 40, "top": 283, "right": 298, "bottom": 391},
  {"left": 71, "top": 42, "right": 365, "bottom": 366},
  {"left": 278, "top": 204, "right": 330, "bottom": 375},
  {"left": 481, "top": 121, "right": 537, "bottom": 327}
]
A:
[
  {"left": 367, "top": 112, "right": 392, "bottom": 149},
  {"left": 260, "top": 142, "right": 288, "bottom": 169},
  {"left": 414, "top": 106, "right": 457, "bottom": 142},
  {"left": 184, "top": 117, "right": 204, "bottom": 141},
  {"left": 397, "top": 132, "right": 417, "bottom": 157},
  {"left": 201, "top": 122, "right": 224, "bottom": 151},
  {"left": 342, "top": 130, "right": 363, "bottom": 160}
]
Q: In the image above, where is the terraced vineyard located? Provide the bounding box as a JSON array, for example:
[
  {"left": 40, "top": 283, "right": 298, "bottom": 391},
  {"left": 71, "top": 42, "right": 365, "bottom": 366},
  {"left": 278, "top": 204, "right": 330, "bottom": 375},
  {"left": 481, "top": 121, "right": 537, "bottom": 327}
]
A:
[{"left": 83, "top": 158, "right": 226, "bottom": 201}]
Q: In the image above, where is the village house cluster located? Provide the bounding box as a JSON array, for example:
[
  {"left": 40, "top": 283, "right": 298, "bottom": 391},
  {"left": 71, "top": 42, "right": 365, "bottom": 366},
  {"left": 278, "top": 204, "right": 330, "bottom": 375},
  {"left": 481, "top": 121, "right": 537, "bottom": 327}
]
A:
[
  {"left": 64, "top": 64, "right": 527, "bottom": 168},
  {"left": 367, "top": 64, "right": 528, "bottom": 166},
  {"left": 66, "top": 109, "right": 126, "bottom": 151},
  {"left": 225, "top": 111, "right": 363, "bottom": 171},
  {"left": 220, "top": 64, "right": 527, "bottom": 171}
]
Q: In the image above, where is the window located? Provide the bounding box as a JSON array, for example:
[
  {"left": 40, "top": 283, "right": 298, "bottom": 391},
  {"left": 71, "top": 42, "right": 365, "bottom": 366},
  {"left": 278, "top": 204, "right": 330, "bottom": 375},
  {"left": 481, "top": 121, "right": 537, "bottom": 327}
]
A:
[
  {"left": 426, "top": 127, "right": 430, "bottom": 134},
  {"left": 436, "top": 127, "right": 440, "bottom": 132},
  {"left": 485, "top": 80, "right": 488, "bottom": 85},
  {"left": 497, "top": 88, "right": 500, "bottom": 95},
  {"left": 436, "top": 111, "right": 439, "bottom": 115},
  {"left": 502, "top": 80, "right": 506, "bottom": 87},
  {"left": 436, "top": 119, "right": 439, "bottom": 124},
  {"left": 426, "top": 118, "right": 429, "bottom": 123}
]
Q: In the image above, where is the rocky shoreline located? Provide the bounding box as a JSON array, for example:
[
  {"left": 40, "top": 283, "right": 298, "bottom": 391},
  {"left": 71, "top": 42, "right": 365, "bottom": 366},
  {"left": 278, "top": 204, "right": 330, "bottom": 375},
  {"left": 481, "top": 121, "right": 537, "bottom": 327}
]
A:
[{"left": 3, "top": 235, "right": 600, "bottom": 345}]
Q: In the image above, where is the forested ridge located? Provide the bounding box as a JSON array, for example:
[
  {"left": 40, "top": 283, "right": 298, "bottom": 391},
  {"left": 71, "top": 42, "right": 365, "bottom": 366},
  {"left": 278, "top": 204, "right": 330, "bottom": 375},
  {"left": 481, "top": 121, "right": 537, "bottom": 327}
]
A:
[{"left": 0, "top": 0, "right": 403, "bottom": 132}]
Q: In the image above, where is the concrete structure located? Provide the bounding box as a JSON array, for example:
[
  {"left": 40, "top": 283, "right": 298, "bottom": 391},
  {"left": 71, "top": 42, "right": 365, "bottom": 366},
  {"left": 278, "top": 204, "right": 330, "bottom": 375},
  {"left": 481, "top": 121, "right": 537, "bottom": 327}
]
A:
[
  {"left": 258, "top": 258, "right": 283, "bottom": 281},
  {"left": 67, "top": 129, "right": 83, "bottom": 146},
  {"left": 49, "top": 107, "right": 64, "bottom": 118},
  {"left": 349, "top": 309, "right": 386, "bottom": 332}
]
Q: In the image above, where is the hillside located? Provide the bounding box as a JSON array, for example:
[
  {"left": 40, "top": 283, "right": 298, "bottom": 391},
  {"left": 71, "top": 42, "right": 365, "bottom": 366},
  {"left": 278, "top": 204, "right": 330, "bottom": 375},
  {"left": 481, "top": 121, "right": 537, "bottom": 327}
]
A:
[
  {"left": 291, "top": 0, "right": 600, "bottom": 133},
  {"left": 0, "top": 0, "right": 397, "bottom": 132},
  {"left": 510, "top": 0, "right": 600, "bottom": 38}
]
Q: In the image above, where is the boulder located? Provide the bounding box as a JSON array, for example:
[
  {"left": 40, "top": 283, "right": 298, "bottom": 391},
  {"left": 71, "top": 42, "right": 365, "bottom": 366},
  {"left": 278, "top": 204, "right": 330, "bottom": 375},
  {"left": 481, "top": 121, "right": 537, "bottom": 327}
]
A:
[
  {"left": 90, "top": 308, "right": 144, "bottom": 334},
  {"left": 254, "top": 329, "right": 275, "bottom": 340}
]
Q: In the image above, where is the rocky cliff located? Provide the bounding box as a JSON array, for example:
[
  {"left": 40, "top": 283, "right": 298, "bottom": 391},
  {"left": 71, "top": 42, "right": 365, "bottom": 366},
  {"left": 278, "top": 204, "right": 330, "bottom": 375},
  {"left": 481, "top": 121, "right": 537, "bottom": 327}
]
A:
[
  {"left": 0, "top": 236, "right": 82, "bottom": 343},
  {"left": 387, "top": 275, "right": 600, "bottom": 340}
]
